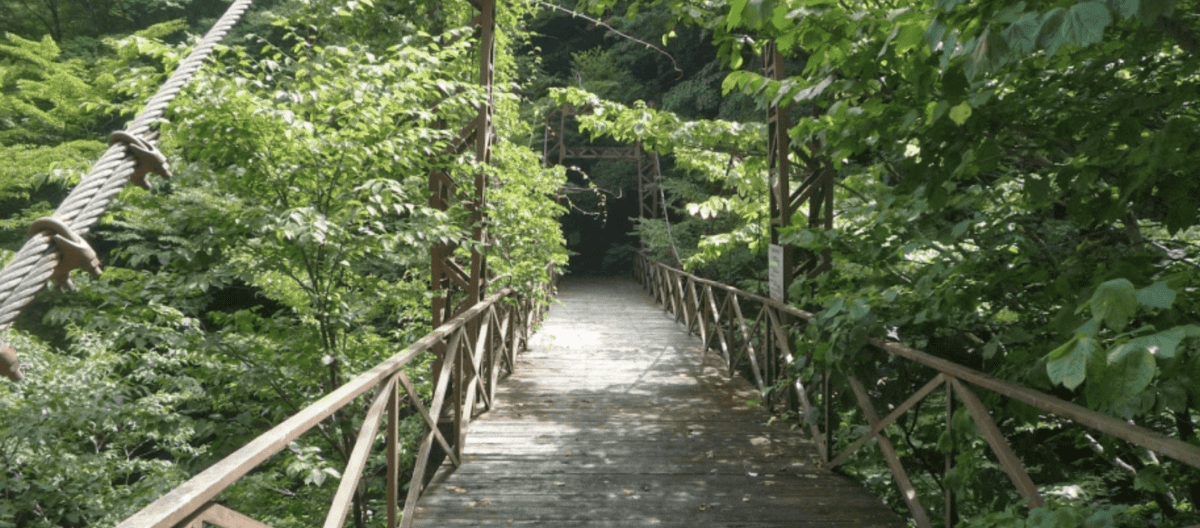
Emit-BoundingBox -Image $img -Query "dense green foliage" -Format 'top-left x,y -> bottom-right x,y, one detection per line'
556,0 -> 1200,525
3,0 -> 1199,526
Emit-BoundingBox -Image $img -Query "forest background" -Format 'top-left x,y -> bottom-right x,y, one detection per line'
1,0 -> 1199,527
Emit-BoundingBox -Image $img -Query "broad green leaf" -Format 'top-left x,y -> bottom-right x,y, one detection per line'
726,0 -> 747,28
742,0 -> 775,29
1037,8 -> 1068,55
1047,334 -> 1096,389
849,298 -> 870,319
983,339 -> 1000,359
951,219 -> 970,237
924,18 -> 947,51
949,102 -> 972,125
994,2 -> 1027,24
1110,324 -> 1200,361
1135,281 -> 1175,308
1002,12 -> 1043,54
926,100 -> 949,123
1061,1 -> 1112,47
1089,278 -> 1137,331
1092,347 -> 1156,405
894,22 -> 927,54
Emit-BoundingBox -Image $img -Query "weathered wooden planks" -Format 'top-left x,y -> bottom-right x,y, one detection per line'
412,278 -> 905,527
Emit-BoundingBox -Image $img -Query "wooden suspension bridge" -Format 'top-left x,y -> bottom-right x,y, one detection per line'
0,0 -> 1198,526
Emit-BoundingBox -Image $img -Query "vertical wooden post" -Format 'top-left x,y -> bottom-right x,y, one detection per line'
765,41 -> 795,412
430,0 -> 494,393
945,378 -> 957,528
452,336 -> 465,462
765,41 -> 794,294
637,143 -> 660,220
386,377 -> 400,528
822,368 -> 832,464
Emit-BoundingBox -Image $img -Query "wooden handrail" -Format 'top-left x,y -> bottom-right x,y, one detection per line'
635,253 -> 1200,526
114,282 -> 553,528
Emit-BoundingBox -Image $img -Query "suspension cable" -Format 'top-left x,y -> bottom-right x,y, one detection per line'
0,0 -> 255,380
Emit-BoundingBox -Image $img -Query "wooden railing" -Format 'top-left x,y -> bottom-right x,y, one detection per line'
635,253 -> 1200,527
114,280 -> 553,528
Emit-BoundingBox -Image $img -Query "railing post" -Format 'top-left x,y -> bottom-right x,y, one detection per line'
453,333 -> 465,462
822,367 -> 832,464
945,377 -> 956,528
387,376 -> 400,528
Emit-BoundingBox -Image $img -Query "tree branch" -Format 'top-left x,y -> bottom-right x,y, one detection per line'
533,0 -> 683,78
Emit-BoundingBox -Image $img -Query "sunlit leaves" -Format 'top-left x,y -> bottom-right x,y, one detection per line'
948,101 -> 972,125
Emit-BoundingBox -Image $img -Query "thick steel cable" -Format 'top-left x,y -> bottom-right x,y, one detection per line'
0,0 -> 254,333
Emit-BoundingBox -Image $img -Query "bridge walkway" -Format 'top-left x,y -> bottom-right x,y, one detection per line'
412,277 -> 905,527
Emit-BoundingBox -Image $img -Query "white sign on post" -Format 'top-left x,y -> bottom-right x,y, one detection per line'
768,244 -> 785,302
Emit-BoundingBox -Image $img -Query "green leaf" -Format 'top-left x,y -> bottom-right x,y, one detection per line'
924,18 -> 947,51
894,22 -> 926,54
951,220 -> 970,237
1047,334 -> 1096,389
1135,281 -> 1175,308
926,100 -> 949,123
726,0 -> 747,28
1089,278 -> 1137,331
742,0 -> 776,29
994,2 -> 1027,24
1103,348 -> 1156,400
1002,12 -> 1043,55
1110,324 -> 1200,361
791,76 -> 833,104
949,102 -> 972,125
1037,8 -> 1068,56
849,298 -> 870,319
1061,1 -> 1113,47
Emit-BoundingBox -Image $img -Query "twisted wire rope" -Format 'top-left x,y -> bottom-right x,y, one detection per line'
0,0 -> 254,333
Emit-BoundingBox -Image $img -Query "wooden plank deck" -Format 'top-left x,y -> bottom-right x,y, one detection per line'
412,277 -> 905,527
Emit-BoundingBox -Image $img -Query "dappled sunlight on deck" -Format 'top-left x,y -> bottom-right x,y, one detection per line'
412,278 -> 904,527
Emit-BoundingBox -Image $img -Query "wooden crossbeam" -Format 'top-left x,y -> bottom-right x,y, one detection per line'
325,377 -> 398,528
181,503 -> 276,528
847,375 -> 933,528
830,374 -> 947,468
951,378 -> 1043,508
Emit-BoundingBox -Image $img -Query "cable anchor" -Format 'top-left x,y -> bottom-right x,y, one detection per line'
109,131 -> 172,190
27,217 -> 102,289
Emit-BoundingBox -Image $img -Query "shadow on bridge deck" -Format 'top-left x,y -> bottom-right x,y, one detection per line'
413,277 -> 905,527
